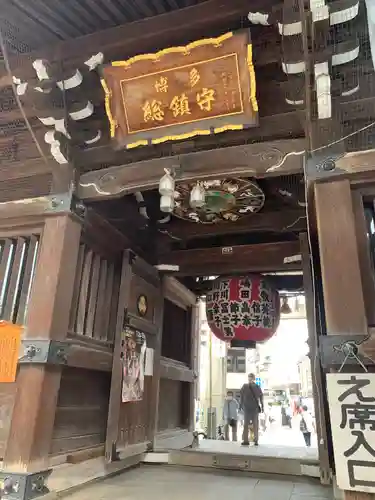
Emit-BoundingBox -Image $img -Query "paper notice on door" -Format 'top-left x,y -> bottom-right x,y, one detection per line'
0,321 -> 22,383
145,348 -> 154,376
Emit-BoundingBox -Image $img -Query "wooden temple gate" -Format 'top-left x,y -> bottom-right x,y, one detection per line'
1,0 -> 375,499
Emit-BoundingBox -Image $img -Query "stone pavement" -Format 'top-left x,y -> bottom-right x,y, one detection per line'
64,465 -> 333,500
197,438 -> 319,462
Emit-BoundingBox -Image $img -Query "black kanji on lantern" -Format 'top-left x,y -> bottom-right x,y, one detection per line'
231,313 -> 241,326
261,302 -> 270,315
230,301 -> 241,313
220,302 -> 229,314
214,315 -> 221,327
262,315 -> 272,328
242,314 -> 251,327
260,290 -> 270,302
240,277 -> 252,289
240,289 -> 250,299
213,303 -> 220,315
251,315 -> 261,327
221,290 -> 229,300
220,280 -> 229,290
241,302 -> 250,314
212,281 -> 220,291
251,301 -> 261,314
223,326 -> 235,338
222,315 -> 231,326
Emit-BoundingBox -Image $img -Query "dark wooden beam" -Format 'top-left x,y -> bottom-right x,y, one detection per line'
158,240 -> 302,276
75,90 -> 375,177
4,88 -> 375,177
159,357 -> 194,383
81,207 -> 133,259
192,273 -> 304,294
163,208 -> 307,241
78,138 -> 306,201
76,110 -> 304,171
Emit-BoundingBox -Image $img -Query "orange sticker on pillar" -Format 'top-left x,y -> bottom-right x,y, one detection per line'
0,321 -> 22,383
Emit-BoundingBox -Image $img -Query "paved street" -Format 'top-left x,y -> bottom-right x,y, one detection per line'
222,420 -> 318,449
258,422 -> 318,448
65,466 -> 332,500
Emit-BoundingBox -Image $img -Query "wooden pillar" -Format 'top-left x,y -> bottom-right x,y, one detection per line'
314,179 -> 371,500
315,179 -> 367,334
147,288 -> 164,448
3,215 -> 82,473
189,302 -> 199,433
300,233 -> 331,484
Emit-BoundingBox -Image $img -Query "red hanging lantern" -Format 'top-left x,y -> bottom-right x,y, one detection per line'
205,275 -> 280,346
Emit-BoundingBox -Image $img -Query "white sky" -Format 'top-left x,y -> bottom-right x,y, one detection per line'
259,318 -> 309,384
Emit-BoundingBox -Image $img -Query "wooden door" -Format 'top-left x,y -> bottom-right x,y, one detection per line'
105,250 -> 163,462
155,277 -> 198,449
300,233 -> 331,484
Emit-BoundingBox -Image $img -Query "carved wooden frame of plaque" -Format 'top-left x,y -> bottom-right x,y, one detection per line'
101,30 -> 258,149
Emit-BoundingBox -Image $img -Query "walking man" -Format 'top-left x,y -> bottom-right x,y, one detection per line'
223,391 -> 239,441
299,405 -> 315,447
240,373 -> 264,446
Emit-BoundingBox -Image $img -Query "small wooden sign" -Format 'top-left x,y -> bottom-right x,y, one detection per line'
0,321 -> 22,383
102,30 -> 258,149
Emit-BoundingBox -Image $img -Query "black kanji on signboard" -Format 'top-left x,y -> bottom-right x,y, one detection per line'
348,460 -> 375,488
338,375 -> 375,403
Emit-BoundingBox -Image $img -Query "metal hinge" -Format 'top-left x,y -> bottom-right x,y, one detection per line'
18,340 -> 70,365
44,192 -> 86,219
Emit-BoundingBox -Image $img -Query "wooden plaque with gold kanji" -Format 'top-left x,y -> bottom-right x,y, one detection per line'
101,30 -> 258,149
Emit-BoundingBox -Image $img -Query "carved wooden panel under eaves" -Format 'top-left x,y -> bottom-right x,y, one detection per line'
0,174 -> 52,203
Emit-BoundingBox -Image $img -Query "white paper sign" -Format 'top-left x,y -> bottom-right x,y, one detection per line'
327,373 -> 375,493
145,347 -> 154,376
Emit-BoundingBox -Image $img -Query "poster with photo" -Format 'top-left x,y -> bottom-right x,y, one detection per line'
121,326 -> 147,403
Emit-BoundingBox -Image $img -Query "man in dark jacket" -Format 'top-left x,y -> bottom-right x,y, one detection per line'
240,373 -> 264,446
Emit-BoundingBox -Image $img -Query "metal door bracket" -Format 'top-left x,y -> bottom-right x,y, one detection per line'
0,469 -> 51,500
18,340 -> 70,365
305,151 -> 345,182
320,334 -> 374,371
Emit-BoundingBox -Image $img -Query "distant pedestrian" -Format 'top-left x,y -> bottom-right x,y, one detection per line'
284,403 -> 292,428
240,373 -> 264,446
223,391 -> 239,441
299,405 -> 315,447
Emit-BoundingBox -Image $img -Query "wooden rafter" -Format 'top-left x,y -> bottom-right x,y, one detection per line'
157,240 -> 302,275
192,273 -> 304,293
161,208 -> 307,240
